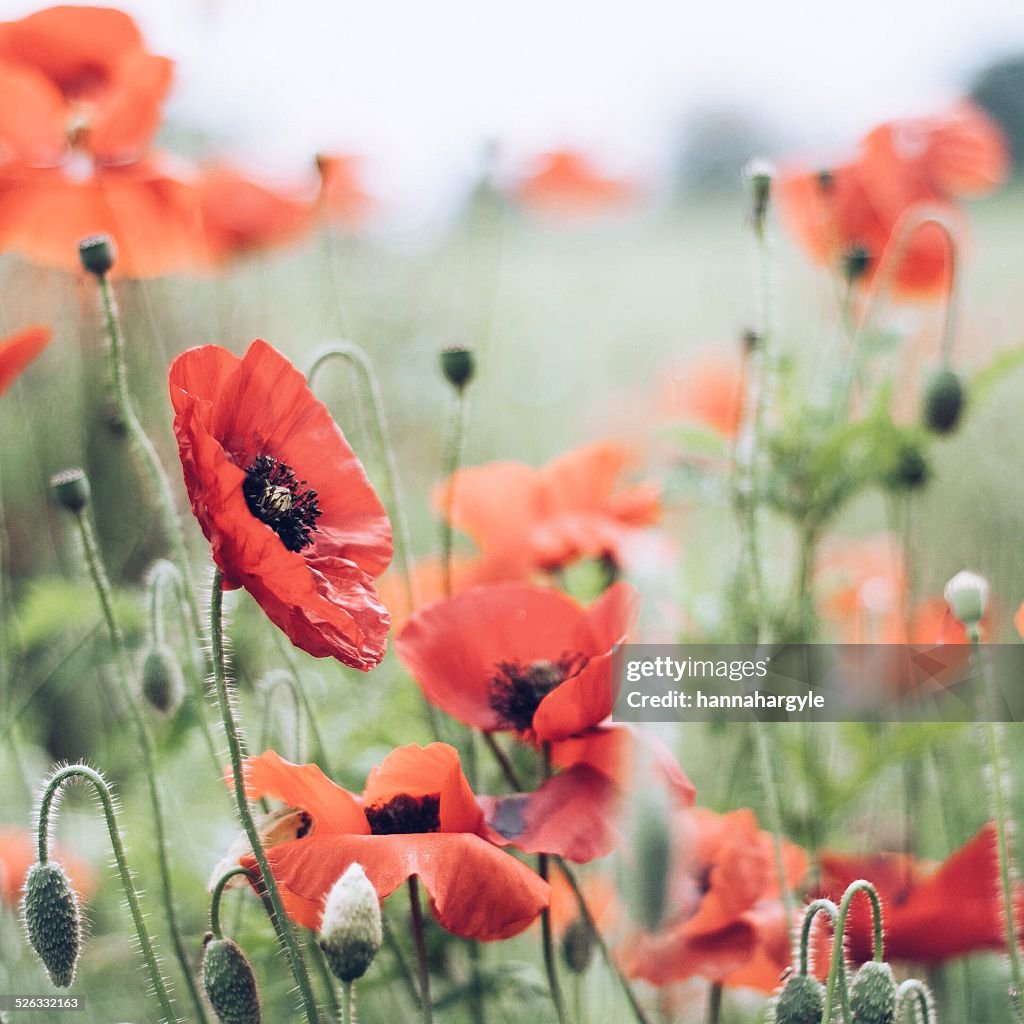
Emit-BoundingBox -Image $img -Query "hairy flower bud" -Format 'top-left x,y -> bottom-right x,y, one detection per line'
49,468 -> 90,513
561,917 -> 595,974
140,645 -> 184,716
850,961 -> 897,1024
202,935 -> 261,1024
22,861 -> 82,988
922,368 -> 966,434
773,973 -> 824,1024
319,863 -> 382,983
944,570 -> 989,627
441,347 -> 475,392
78,234 -> 116,277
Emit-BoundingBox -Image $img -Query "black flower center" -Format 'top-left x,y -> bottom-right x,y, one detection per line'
365,794 -> 441,835
243,454 -> 322,552
488,654 -> 589,731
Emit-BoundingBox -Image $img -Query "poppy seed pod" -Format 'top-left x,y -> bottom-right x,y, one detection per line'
319,863 -> 382,983
78,234 -> 117,277
944,570 -> 989,627
773,973 -> 824,1024
140,645 -> 184,715
49,468 -> 90,513
882,441 -> 929,492
849,961 -> 897,1024
22,861 -> 82,988
922,368 -> 966,434
441,346 -> 475,392
843,244 -> 872,284
202,935 -> 261,1024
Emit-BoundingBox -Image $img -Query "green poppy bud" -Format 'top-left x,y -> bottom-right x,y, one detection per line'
440,346 -> 475,392
882,441 -> 929,492
78,234 -> 116,277
773,973 -> 824,1024
561,917 -> 595,974
22,862 -> 82,988
944,570 -> 989,627
850,961 -> 897,1024
922,368 -> 966,434
319,863 -> 382,983
843,244 -> 871,284
140,645 -> 184,716
49,468 -> 90,513
202,935 -> 261,1024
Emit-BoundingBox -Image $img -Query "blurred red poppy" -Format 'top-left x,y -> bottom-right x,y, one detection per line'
620,807 -> 807,992
438,442 -> 661,577
316,153 -> 374,230
777,104 -> 1008,300
515,149 -> 636,220
0,825 -> 95,906
396,579 -> 637,741
233,744 -> 550,940
169,340 -> 393,668
198,163 -> 317,265
0,324 -> 50,396
661,354 -> 744,438
817,824 -> 1023,963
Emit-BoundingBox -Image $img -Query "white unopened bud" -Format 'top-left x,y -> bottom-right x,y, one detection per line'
944,570 -> 989,627
319,863 -> 382,983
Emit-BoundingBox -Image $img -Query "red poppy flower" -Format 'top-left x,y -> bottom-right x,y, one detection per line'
316,153 -> 374,230
169,340 -> 392,668
232,744 -> 550,941
0,5 -> 173,166
438,442 -> 661,577
199,163 -> 317,265
0,325 -> 50,396
515,149 -> 636,220
661,353 -> 744,438
817,824 -> 1024,964
620,807 -> 807,993
777,105 -> 1008,300
397,580 -> 637,741
0,825 -> 95,906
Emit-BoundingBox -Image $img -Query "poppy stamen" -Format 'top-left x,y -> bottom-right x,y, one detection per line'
243,454 -> 322,552
365,794 -> 441,835
488,654 -> 589,731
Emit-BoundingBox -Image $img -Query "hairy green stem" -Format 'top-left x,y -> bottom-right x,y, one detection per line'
341,981 -> 353,1024
799,899 -> 838,976
37,764 -> 178,1023
209,568 -> 321,1024
822,880 -> 885,1024
407,876 -> 434,1024
209,866 -> 259,940
539,745 -> 570,1024
258,670 -> 306,763
896,979 -> 936,1024
73,510 -> 208,1024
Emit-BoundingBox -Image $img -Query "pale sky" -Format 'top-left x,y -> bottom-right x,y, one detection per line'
2,0 -> 1022,216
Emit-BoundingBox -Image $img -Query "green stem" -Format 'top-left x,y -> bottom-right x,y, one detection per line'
73,510 -> 208,1024
705,982 -> 723,1024
822,880 -> 885,1024
407,876 -> 434,1024
971,625 -> 1024,1022
209,866 -> 259,940
270,636 -> 333,774
37,765 -> 178,1024
896,979 -> 936,1024
754,724 -> 794,921
383,912 -> 424,1011
96,273 -> 204,649
341,981 -> 353,1024
441,389 -> 469,599
539,744 -> 570,1024
799,899 -> 838,976
258,670 -> 306,763
209,568 -> 321,1024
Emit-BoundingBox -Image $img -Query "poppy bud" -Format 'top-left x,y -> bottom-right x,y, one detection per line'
78,234 -> 116,277
627,796 -> 672,932
816,168 -> 834,193
882,440 -> 929,492
319,863 -> 382,983
773,973 -> 824,1024
944,570 -> 989,628
49,468 -> 90,513
742,328 -> 761,353
922,368 -> 966,434
842,245 -> 871,285
140,645 -> 184,716
441,347 -> 475,392
21,861 -> 82,988
745,158 -> 774,234
561,917 -> 594,974
849,961 -> 897,1024
202,934 -> 262,1024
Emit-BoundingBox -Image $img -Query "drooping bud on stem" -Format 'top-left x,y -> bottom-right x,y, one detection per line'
561,917 -> 595,974
922,368 -> 966,434
440,346 -> 476,393
21,862 -> 82,988
49,468 -> 90,513
319,863 -> 382,984
202,933 -> 262,1024
140,645 -> 184,715
773,973 -> 825,1024
850,961 -> 898,1024
78,233 -> 116,277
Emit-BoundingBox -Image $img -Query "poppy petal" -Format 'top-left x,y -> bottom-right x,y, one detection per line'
0,325 -> 50,396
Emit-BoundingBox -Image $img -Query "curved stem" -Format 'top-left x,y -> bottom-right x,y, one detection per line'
822,880 -> 884,1024
258,670 -> 306,763
896,979 -> 936,1024
209,866 -> 260,940
96,273 -> 204,648
269,636 -> 333,774
970,626 -> 1024,1022
407,876 -> 434,1024
798,899 -> 838,976
37,765 -> 178,1023
209,568 -> 321,1024
72,509 -> 208,1024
